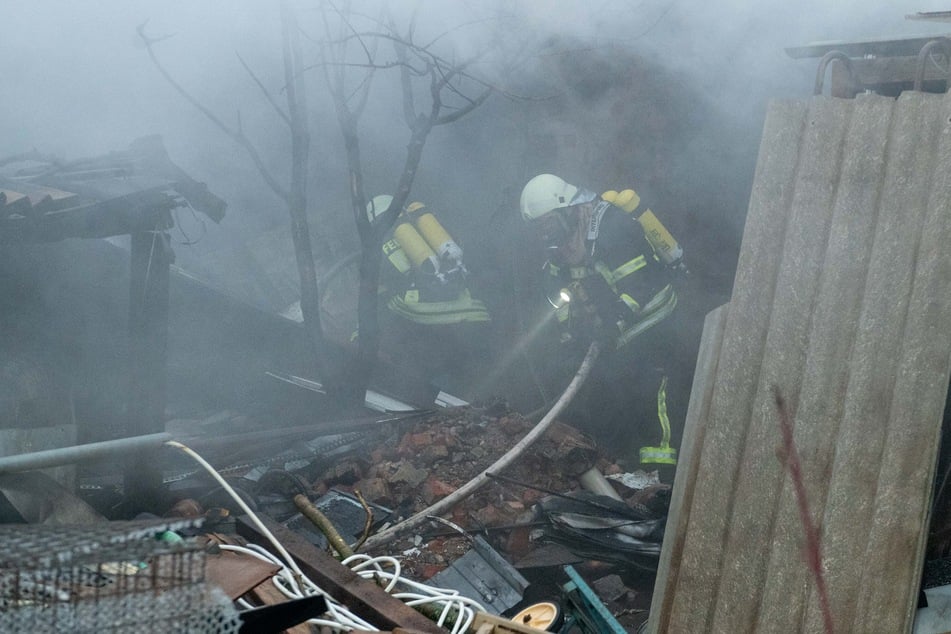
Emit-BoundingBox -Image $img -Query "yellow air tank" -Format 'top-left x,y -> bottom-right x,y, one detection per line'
638,209 -> 683,265
393,222 -> 440,274
607,186 -> 682,264
614,189 -> 641,213
415,212 -> 463,264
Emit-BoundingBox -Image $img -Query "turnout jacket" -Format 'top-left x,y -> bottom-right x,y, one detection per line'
378,227 -> 489,326
546,200 -> 678,349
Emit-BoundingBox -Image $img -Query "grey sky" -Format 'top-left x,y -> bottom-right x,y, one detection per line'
3,0 -> 950,254
5,1 -> 949,157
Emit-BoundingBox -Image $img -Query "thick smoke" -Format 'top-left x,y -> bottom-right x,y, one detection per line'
3,0 -> 950,423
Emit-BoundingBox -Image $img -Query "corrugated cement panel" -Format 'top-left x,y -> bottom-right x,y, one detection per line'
649,91 -> 951,633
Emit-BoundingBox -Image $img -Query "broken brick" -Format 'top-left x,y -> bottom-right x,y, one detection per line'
353,477 -> 392,506
505,526 -> 533,561
409,431 -> 433,447
322,460 -> 363,485
420,563 -> 445,580
470,504 -> 501,527
521,488 -> 544,505
388,461 -> 429,488
422,477 -> 456,503
421,443 -> 450,461
499,416 -> 530,435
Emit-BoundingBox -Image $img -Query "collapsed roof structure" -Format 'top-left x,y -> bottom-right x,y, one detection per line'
0,136 -> 226,504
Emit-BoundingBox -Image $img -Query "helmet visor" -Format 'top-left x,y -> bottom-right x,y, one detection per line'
569,188 -> 597,206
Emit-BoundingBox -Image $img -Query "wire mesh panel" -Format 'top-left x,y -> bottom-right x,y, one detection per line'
0,519 -> 241,633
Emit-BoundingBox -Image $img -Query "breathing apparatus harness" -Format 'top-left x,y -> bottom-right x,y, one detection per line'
382,203 -> 489,324
548,188 -> 682,349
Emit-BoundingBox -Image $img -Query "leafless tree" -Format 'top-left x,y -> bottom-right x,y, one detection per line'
138,2 -> 334,383
316,2 -> 494,400
140,1 -> 514,405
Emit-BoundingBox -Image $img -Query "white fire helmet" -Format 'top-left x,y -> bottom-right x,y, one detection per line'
519,174 -> 596,221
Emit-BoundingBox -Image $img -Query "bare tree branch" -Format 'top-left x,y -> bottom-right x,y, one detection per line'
237,52 -> 292,127
327,0 -> 373,64
301,58 -> 389,71
329,0 -> 381,118
390,17 -> 418,129
436,87 -> 492,125
140,8 -> 334,385
137,21 -> 289,203
272,1 -> 338,388
317,1 -> 497,404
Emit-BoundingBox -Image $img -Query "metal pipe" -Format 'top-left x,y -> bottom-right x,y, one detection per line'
915,38 -> 951,92
814,50 -> 855,96
0,432 -> 173,474
578,466 -> 624,501
0,409 -> 427,475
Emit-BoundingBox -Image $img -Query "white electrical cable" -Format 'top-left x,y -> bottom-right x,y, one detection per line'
218,543 -> 372,630
167,440 -> 376,630
167,439 -> 486,632
343,553 -> 485,634
164,441 -> 303,577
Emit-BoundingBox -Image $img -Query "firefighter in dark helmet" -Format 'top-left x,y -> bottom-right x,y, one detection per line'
519,173 -> 687,476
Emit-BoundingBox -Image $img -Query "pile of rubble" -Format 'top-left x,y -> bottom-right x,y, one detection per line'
296,403 -> 671,630
0,402 -> 670,632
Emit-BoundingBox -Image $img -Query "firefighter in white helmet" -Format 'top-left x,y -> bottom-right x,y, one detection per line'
520,173 -> 686,473
365,195 -> 490,395
366,195 -> 489,325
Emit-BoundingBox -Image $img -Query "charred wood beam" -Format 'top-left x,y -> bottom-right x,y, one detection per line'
235,514 -> 446,633
0,189 -> 178,244
125,229 -> 172,512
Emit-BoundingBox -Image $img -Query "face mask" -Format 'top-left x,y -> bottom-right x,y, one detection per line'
535,209 -> 572,249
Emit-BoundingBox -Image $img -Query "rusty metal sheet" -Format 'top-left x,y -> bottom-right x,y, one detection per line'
649,91 -> 951,633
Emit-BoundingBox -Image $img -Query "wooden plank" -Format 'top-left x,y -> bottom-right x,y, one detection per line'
206,549 -> 281,600
650,91 -> 951,632
663,98 -> 809,633
649,304 -> 727,633
710,96 -> 853,633
236,515 -> 447,633
761,93 -> 895,631
0,189 -> 175,244
849,89 -> 951,632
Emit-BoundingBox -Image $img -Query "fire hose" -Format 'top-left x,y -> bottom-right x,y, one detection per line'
361,340 -> 600,551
